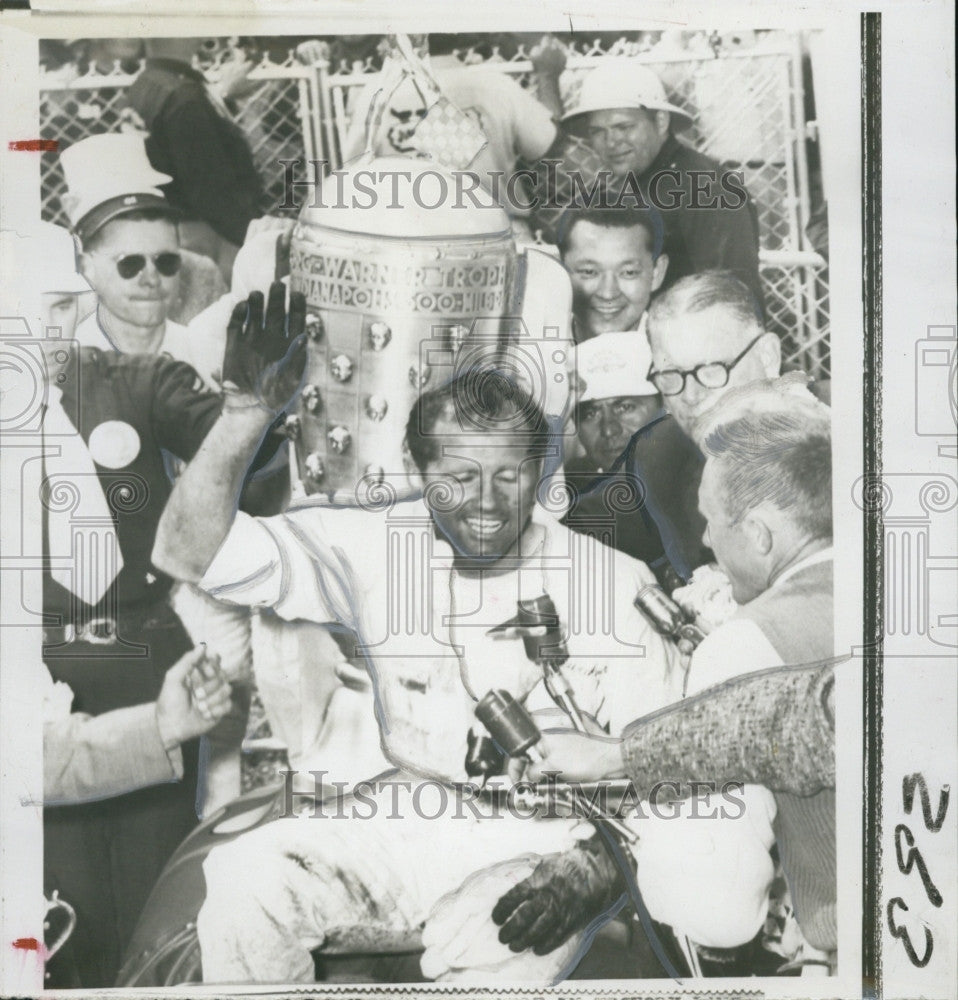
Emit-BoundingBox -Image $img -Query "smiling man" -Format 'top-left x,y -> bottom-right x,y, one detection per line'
550,62 -> 763,308
558,206 -> 668,342
151,291 -> 681,983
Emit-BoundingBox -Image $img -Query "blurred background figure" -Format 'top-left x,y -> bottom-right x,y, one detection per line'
122,37 -> 263,279
540,58 -> 763,309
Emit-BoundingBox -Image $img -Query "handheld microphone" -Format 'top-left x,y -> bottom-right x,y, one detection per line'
486,594 -> 588,731
475,689 -> 543,759
474,689 -> 636,843
634,584 -> 707,648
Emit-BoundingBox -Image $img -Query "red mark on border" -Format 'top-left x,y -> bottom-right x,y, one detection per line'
12,937 -> 41,951
8,140 -> 59,152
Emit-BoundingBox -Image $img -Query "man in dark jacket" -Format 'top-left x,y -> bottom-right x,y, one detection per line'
123,38 -> 263,278
551,61 -> 763,309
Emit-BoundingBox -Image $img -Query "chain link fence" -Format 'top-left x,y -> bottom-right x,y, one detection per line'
39,31 -> 828,378
318,32 -> 829,378
39,51 -> 312,227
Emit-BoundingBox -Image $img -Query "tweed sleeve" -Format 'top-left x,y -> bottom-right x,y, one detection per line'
620,658 -> 838,798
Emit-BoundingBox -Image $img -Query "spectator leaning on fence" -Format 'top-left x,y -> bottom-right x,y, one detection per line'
122,36 -> 263,280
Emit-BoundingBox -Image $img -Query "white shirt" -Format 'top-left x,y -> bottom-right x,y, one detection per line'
199,500 -> 681,782
686,548 -> 834,695
342,56 -> 556,217
75,307 -> 226,389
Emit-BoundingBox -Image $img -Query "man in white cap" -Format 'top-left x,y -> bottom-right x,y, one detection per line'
562,330 -> 678,587
60,132 -> 227,387
542,59 -> 763,307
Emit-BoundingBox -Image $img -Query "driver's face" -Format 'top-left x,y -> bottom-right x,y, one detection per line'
422,414 -> 543,566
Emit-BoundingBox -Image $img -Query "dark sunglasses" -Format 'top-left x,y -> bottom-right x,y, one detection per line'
89,251 -> 182,280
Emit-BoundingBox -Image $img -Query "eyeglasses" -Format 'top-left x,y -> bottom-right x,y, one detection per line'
648,333 -> 768,397
88,251 -> 182,280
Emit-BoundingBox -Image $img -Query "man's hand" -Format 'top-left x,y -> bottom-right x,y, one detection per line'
529,35 -> 567,78
156,647 -> 233,750
491,841 -> 620,955
221,281 -> 308,416
526,729 -> 625,783
212,52 -> 256,101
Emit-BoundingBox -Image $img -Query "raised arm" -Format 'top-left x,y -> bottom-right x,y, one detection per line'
153,282 -> 306,583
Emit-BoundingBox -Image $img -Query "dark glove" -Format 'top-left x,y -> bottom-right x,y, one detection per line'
491,837 -> 621,955
222,281 -> 307,414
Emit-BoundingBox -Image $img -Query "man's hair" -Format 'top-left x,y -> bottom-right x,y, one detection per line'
557,206 -> 664,261
703,399 -> 832,542
81,209 -> 178,252
647,269 -> 763,331
405,366 -> 551,471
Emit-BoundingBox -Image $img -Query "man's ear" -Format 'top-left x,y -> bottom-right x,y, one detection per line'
743,513 -> 773,556
758,331 -> 782,377
77,249 -> 95,284
653,110 -> 671,138
401,441 -> 426,493
651,252 -> 669,292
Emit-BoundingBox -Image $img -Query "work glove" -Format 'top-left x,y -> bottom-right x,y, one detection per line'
221,281 -> 307,416
491,837 -> 622,955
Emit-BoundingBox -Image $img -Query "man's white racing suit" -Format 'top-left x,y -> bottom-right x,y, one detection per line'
194,498 -> 681,982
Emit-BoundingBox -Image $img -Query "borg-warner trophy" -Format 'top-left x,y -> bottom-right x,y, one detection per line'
287,156 -> 574,501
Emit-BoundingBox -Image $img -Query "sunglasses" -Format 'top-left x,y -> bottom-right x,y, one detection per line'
88,251 -> 182,280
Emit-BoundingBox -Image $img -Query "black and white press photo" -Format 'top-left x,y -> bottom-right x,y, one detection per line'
0,5 -> 954,999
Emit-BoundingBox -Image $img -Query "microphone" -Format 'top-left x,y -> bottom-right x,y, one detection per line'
486,594 -> 587,732
475,689 -> 543,759
634,584 -> 707,648
474,689 -> 636,843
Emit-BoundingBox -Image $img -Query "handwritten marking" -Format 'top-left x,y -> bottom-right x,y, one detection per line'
887,772 -> 951,968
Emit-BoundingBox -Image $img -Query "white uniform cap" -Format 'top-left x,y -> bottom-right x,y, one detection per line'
562,63 -> 693,130
0,222 -> 89,298
575,330 -> 657,402
59,133 -> 175,241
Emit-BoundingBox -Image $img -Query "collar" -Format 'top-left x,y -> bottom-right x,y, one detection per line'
643,132 -> 684,178
771,545 -> 833,590
145,57 -> 207,84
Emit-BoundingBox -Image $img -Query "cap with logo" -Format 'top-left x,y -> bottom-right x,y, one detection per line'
59,132 -> 179,243
575,330 -> 658,403
561,63 -> 693,131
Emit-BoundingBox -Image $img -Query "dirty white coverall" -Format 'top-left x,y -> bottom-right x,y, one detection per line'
193,498 -> 681,982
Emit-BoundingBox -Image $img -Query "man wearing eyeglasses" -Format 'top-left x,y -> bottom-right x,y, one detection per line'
60,133 -> 227,389
624,270 -> 792,580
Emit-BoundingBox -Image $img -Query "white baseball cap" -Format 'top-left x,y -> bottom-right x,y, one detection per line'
575,330 -> 658,402
562,63 -> 693,130
59,133 -> 177,242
